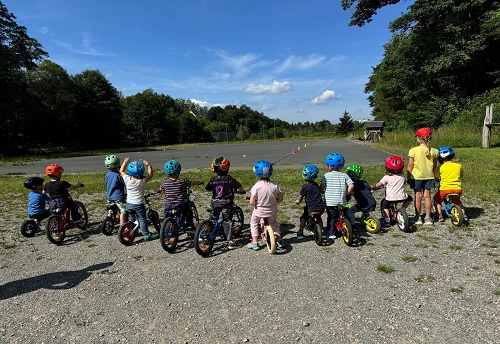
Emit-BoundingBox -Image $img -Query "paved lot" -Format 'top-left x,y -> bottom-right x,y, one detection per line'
0,139 -> 391,175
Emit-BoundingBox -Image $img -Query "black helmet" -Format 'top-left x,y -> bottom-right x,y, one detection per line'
24,177 -> 44,190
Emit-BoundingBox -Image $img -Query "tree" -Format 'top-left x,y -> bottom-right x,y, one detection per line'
336,110 -> 355,135
341,0 -> 402,27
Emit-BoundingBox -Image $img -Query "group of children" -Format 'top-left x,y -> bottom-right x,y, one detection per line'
25,127 -> 466,248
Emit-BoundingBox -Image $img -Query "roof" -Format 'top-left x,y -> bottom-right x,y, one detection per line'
363,121 -> 385,129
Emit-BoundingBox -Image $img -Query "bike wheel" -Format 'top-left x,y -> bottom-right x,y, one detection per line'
450,204 -> 464,227
231,207 -> 244,238
100,217 -> 116,236
341,219 -> 354,246
265,225 -> 276,254
75,201 -> 88,230
313,223 -> 323,246
396,208 -> 410,232
46,215 -> 65,245
191,203 -> 200,228
194,220 -> 216,257
21,220 -> 38,237
365,216 -> 381,234
147,210 -> 161,232
118,222 -> 136,246
160,218 -> 178,253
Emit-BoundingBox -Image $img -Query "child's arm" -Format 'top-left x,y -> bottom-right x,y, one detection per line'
276,191 -> 283,204
406,157 -> 414,180
120,157 -> 130,177
249,193 -> 255,206
143,160 -> 153,182
295,194 -> 303,205
190,180 -> 204,187
68,182 -> 83,190
432,157 -> 438,179
346,183 -> 354,197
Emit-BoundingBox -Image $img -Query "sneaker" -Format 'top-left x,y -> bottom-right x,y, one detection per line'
438,215 -> 444,222
246,243 -> 260,251
296,230 -> 304,240
143,233 -> 159,241
463,215 -> 469,222
227,241 -> 240,249
328,230 -> 335,239
382,221 -> 391,228
413,216 -> 423,225
424,217 -> 433,225
277,240 -> 285,248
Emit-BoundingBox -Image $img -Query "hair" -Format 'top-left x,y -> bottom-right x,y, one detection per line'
417,136 -> 432,157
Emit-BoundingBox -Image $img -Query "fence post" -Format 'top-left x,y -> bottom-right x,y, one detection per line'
482,104 -> 494,149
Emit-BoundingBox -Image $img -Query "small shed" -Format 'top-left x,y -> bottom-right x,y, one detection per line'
363,121 -> 385,143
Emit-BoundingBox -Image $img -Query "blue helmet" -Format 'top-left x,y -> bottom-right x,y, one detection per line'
127,161 -> 145,177
302,164 -> 319,180
164,160 -> 181,175
438,146 -> 455,159
253,160 -> 273,179
325,152 -> 345,169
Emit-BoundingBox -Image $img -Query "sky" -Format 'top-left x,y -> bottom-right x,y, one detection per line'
3,0 -> 413,124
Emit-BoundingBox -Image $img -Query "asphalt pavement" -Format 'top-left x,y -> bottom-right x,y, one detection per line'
0,139 -> 391,175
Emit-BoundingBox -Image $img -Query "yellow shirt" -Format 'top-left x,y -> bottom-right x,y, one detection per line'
439,161 -> 463,190
408,145 -> 438,180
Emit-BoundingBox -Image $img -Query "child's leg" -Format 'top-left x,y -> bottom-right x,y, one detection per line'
414,188 -> 423,218
249,213 -> 261,244
326,206 -> 335,232
268,214 -> 281,240
67,199 -> 81,221
129,203 -> 149,236
423,188 -> 433,218
347,204 -> 359,226
433,192 -> 443,217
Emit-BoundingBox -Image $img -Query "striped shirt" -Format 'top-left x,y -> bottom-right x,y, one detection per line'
320,171 -> 353,207
161,177 -> 191,204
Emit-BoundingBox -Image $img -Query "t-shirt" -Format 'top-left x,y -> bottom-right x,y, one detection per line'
105,171 -> 125,201
320,171 -> 353,207
352,180 -> 376,211
43,180 -> 71,199
28,191 -> 50,216
205,175 -> 241,200
161,177 -> 191,204
439,162 -> 463,191
299,181 -> 324,212
250,180 -> 281,217
408,145 -> 438,180
123,175 -> 146,205
379,173 -> 408,201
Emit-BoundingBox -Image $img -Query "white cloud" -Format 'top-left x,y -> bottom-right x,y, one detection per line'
276,54 -> 326,73
310,90 -> 339,105
243,80 -> 292,94
190,99 -> 210,108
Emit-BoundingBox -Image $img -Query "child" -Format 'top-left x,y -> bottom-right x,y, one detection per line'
160,159 -> 203,232
24,176 -> 50,223
433,146 -> 468,222
104,155 -> 127,226
374,156 -> 413,227
345,164 -> 376,228
407,128 -> 439,225
294,164 -> 324,239
43,164 -> 83,221
205,157 -> 245,249
248,160 -> 284,250
320,153 -> 354,239
120,157 -> 157,241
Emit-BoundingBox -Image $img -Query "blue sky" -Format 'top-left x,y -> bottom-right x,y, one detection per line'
4,0 -> 412,124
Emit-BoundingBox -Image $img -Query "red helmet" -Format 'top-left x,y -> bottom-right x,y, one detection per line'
415,127 -> 432,137
385,156 -> 404,173
45,164 -> 64,178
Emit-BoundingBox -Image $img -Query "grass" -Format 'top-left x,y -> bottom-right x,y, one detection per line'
415,274 -> 435,282
402,255 -> 419,262
377,264 -> 395,273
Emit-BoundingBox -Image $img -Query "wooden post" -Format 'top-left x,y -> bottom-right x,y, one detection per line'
482,104 -> 494,149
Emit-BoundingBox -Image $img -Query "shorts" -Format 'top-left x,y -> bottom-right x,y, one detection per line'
382,195 -> 413,210
108,200 -> 126,215
409,179 -> 435,190
300,206 -> 324,221
433,190 -> 462,204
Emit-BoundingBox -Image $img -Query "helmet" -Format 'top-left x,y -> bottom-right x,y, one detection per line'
164,160 -> 181,175
385,155 -> 405,173
211,157 -> 230,174
127,161 -> 145,177
253,160 -> 273,179
45,164 -> 64,178
104,155 -> 120,170
438,146 -> 455,159
346,164 -> 363,180
302,164 -> 319,180
415,127 -> 432,137
325,153 -> 345,169
24,176 -> 44,190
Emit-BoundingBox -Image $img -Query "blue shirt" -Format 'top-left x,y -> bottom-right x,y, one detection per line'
105,171 -> 126,201
28,191 -> 50,216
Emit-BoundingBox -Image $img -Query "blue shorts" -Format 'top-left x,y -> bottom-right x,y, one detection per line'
409,179 -> 435,190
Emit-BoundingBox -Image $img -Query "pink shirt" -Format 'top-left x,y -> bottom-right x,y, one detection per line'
250,180 -> 281,217
379,174 -> 408,201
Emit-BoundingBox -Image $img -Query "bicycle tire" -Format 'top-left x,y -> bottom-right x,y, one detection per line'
190,203 -> 199,228
365,216 -> 381,234
148,210 -> 161,232
21,219 -> 38,237
231,207 -> 244,238
341,218 -> 354,246
313,223 -> 323,246
100,217 -> 116,236
194,220 -> 216,257
160,218 -> 178,253
450,204 -> 464,227
118,222 -> 136,246
265,225 -> 276,254
396,208 -> 410,232
46,215 -> 65,245
75,201 -> 88,230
